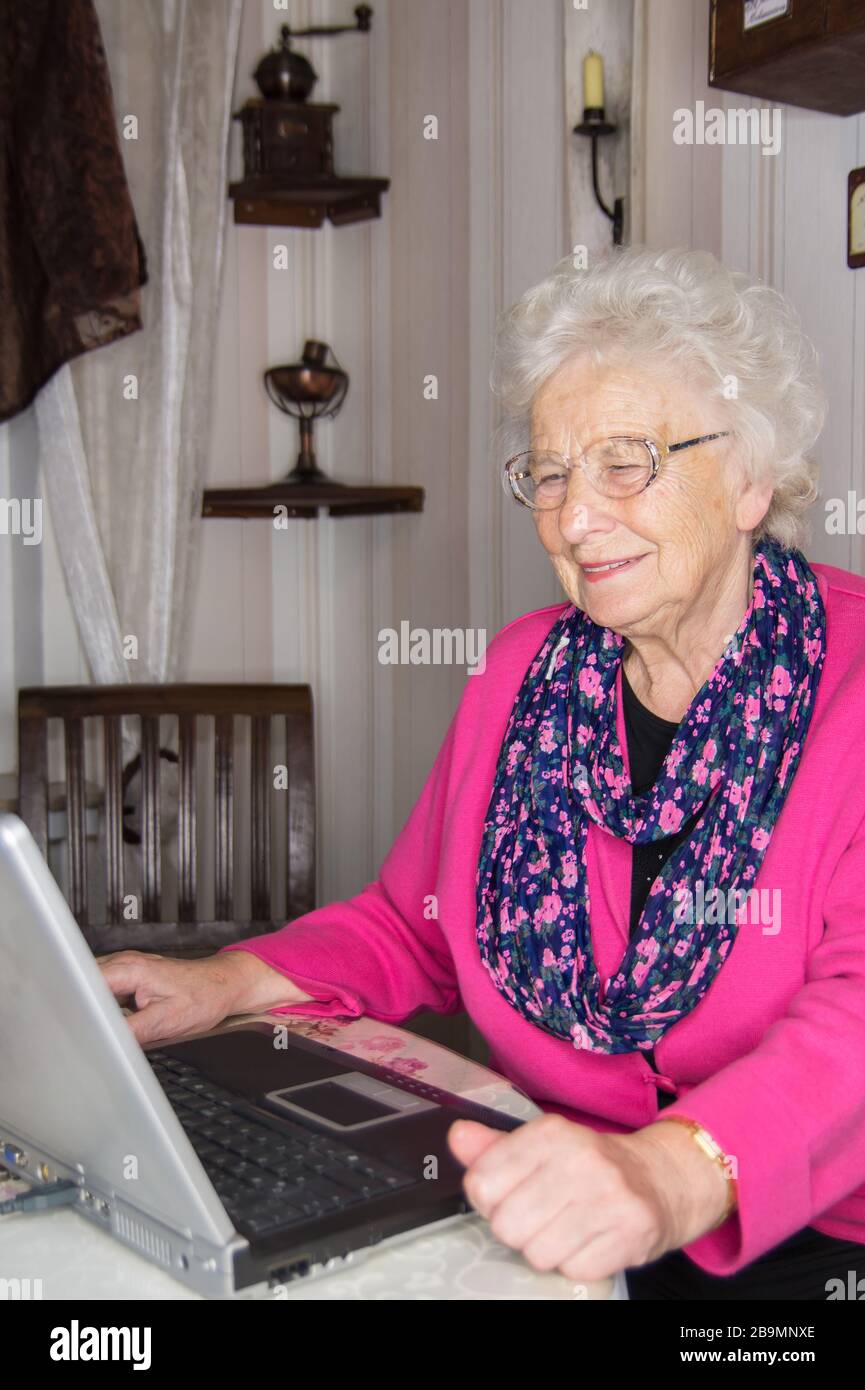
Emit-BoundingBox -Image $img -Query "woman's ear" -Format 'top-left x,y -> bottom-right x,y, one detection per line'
726,443 -> 773,535
735,478 -> 774,535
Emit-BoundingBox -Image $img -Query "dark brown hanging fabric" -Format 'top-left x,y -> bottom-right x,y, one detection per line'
0,0 -> 148,423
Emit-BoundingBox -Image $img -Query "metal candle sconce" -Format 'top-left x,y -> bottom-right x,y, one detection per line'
573,50 -> 624,245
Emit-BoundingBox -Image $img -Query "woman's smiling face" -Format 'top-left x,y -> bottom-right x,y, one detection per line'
529,351 -> 771,639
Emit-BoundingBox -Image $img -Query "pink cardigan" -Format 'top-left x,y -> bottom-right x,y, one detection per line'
222,559 -> 865,1276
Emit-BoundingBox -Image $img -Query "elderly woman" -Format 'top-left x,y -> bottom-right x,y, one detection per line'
101,246 -> 865,1300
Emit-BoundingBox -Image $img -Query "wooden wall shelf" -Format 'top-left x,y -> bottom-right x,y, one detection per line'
228,174 -> 391,228
202,481 -> 424,519
228,98 -> 390,227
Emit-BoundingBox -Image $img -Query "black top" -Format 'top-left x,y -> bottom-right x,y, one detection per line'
621,664 -> 701,1108
619,663 -> 865,1296
622,668 -> 701,939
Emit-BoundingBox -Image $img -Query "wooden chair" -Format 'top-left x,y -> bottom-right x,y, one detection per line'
17,685 -> 315,956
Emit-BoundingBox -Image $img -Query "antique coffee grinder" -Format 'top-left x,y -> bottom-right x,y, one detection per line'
228,5 -> 390,227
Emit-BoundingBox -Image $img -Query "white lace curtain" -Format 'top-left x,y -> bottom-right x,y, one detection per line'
35,0 -> 243,687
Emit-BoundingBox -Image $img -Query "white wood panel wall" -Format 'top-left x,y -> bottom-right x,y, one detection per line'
728,105 -> 865,576
493,1 -> 569,630
225,0 -> 571,912
636,1 -> 865,579
632,0 -> 723,254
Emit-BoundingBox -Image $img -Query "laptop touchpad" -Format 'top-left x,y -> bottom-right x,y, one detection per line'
161,1025 -> 350,1097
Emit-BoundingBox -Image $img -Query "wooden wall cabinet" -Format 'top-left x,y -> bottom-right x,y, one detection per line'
709,0 -> 865,116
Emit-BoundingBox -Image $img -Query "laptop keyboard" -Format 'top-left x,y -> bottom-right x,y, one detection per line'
148,1051 -> 417,1237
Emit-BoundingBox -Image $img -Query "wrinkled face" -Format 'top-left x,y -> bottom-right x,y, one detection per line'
529,352 -> 769,636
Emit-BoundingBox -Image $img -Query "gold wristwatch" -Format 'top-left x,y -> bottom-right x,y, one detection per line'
662,1114 -> 738,1230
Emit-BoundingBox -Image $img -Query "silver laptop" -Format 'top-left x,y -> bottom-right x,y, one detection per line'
0,813 -> 523,1298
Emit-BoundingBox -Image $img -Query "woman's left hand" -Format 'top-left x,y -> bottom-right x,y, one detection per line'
447,1113 -> 730,1284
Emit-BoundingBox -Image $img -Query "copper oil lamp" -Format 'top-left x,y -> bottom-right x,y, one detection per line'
264,340 -> 349,486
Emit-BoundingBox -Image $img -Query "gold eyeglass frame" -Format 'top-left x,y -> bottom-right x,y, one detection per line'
503,431 -> 732,510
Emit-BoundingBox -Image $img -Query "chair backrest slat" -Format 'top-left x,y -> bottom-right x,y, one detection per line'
214,713 -> 234,921
286,708 -> 315,919
103,716 -> 124,923
140,715 -> 162,920
177,713 -> 197,923
18,712 -> 48,857
250,714 -> 271,922
63,717 -> 88,925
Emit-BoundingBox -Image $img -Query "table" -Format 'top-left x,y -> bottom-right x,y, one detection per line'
0,1011 -> 626,1301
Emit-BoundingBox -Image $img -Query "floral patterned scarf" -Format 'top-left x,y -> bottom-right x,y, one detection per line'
475,541 -> 826,1054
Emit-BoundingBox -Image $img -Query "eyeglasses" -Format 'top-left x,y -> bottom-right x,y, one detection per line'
503,431 -> 732,510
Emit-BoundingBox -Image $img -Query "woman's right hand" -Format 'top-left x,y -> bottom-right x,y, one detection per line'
97,949 -> 312,1046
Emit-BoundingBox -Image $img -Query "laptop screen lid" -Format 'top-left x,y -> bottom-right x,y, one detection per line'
0,813 -> 233,1248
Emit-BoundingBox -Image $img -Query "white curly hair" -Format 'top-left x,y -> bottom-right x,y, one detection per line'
490,245 -> 826,549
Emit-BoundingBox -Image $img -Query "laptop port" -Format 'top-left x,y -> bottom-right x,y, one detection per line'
268,1257 -> 311,1286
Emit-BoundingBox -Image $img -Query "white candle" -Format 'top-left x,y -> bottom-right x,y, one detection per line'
583,50 -> 604,109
